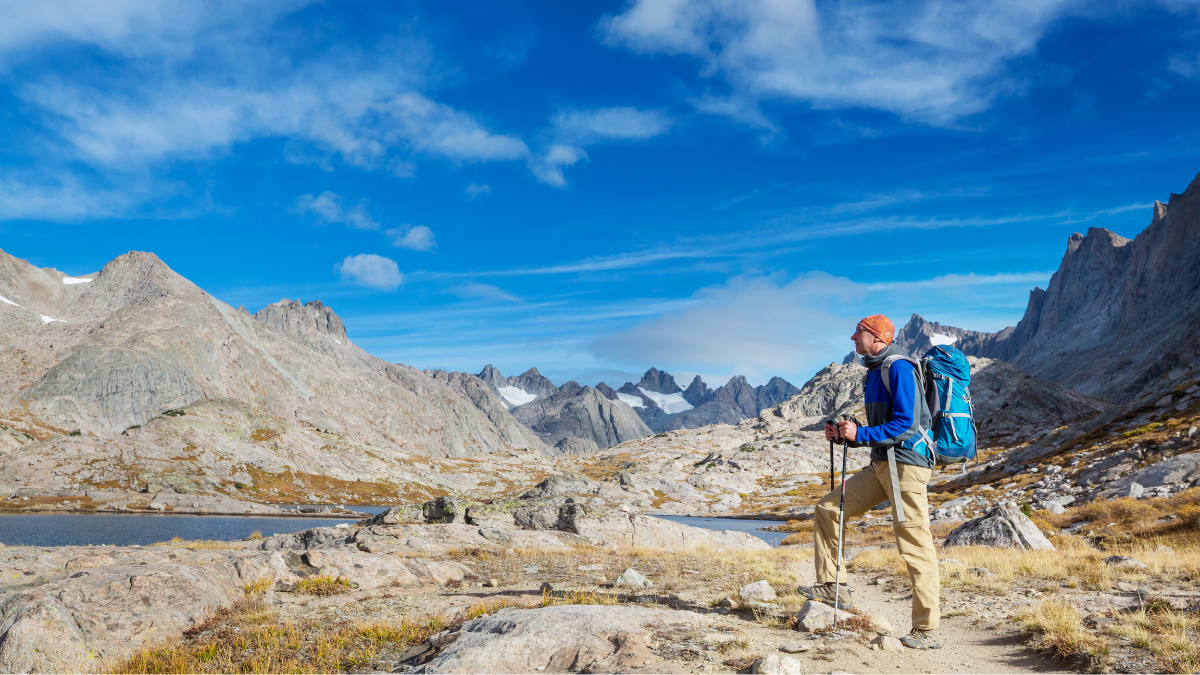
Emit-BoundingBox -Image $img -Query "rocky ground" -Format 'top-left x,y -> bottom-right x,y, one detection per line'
1,486 -> 1196,674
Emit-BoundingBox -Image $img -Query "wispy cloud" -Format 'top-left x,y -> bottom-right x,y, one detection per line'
599,1 -> 1197,126
0,1 -> 548,220
591,269 -> 1047,383
293,192 -> 379,230
386,225 -> 437,251
550,106 -> 673,145
449,282 -> 519,303
335,253 -> 404,291
465,183 -> 491,197
529,144 -> 588,187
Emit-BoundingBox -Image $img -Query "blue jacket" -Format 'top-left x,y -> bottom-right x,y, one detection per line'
857,345 -> 934,469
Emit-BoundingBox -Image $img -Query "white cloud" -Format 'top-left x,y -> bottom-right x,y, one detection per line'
335,253 -> 404,291
551,106 -> 673,145
591,269 -> 1051,383
450,282 -> 519,302
293,191 -> 379,230
465,183 -> 491,197
386,224 -> 437,251
529,144 -> 588,187
0,1 -> 550,220
599,0 -> 1101,124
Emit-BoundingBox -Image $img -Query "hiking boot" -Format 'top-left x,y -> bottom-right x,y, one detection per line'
900,628 -> 941,650
796,582 -> 853,610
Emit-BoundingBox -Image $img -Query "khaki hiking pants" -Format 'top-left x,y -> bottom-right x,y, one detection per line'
814,459 -> 939,630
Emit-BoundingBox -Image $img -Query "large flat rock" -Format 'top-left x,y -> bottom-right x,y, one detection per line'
416,604 -> 709,673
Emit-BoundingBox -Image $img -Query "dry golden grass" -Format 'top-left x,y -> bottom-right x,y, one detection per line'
1018,601 -> 1109,663
1109,604 -> 1200,673
849,538 -> 1200,591
242,578 -> 272,597
295,575 -> 351,596
149,536 -> 236,550
110,597 -> 445,674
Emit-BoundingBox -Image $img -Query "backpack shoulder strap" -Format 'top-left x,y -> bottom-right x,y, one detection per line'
879,355 -> 923,398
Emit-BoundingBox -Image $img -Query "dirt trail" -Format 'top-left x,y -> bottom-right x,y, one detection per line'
782,564 -> 1069,674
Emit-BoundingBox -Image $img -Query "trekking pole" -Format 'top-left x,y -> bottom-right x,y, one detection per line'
826,420 -> 835,489
833,414 -> 850,625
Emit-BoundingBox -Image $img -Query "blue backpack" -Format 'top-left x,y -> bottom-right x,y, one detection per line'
922,345 -> 977,466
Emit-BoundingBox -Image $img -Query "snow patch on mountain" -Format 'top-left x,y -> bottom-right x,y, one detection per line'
40,315 -> 61,324
637,387 -> 693,414
498,386 -> 537,408
62,277 -> 92,285
0,295 -> 17,307
930,332 -> 957,346
616,392 -> 644,409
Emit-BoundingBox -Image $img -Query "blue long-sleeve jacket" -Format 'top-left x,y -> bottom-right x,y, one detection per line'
856,345 -> 934,469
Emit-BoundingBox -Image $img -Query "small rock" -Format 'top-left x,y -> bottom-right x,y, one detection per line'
779,643 -> 811,654
751,654 -> 803,674
702,633 -> 739,644
938,559 -> 964,566
577,563 -> 604,572
523,566 -> 540,574
484,578 -> 499,588
966,567 -> 994,578
796,600 -> 855,633
1189,425 -> 1197,437
1103,555 -> 1148,569
1039,501 -> 1066,515
868,577 -> 886,585
1115,581 -> 1139,592
1128,482 -> 1144,498
739,579 -> 777,602
1046,465 -> 1063,474
539,582 -> 553,593
614,568 -> 652,588
720,597 -> 740,610
864,613 -> 893,634
596,577 -> 607,584
870,635 -> 905,653
274,580 -> 296,592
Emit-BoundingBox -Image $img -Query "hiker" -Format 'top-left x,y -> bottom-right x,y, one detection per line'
797,314 -> 941,650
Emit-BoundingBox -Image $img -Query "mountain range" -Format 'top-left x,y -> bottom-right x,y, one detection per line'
474,364 -> 800,440
0,170 -> 1196,506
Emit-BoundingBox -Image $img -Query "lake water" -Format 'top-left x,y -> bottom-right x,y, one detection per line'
0,512 -> 362,547
653,515 -> 789,547
0,509 -> 787,548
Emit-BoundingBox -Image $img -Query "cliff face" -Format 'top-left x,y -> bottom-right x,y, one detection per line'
981,172 -> 1200,400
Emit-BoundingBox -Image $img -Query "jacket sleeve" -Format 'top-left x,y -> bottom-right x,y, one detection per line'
857,360 -> 917,447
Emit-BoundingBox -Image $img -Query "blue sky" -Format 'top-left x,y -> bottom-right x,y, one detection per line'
2,0 -> 1200,388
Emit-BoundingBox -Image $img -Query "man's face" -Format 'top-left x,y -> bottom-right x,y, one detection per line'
851,326 -> 878,355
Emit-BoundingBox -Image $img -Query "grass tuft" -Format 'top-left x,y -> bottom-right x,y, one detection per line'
294,575 -> 351,596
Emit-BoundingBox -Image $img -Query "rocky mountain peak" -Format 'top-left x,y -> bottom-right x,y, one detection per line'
892,313 -> 997,359
253,298 -> 349,346
637,367 -> 681,394
970,170 -> 1200,400
477,364 -> 506,388
682,375 -> 711,406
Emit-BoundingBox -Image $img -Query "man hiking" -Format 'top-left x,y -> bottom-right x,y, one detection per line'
797,314 -> 941,650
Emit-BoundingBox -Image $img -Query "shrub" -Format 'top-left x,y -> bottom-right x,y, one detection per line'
162,409 -> 186,417
69,429 -> 81,436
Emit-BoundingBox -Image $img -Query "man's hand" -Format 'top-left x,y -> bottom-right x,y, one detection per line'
837,419 -> 858,442
824,421 -> 840,441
